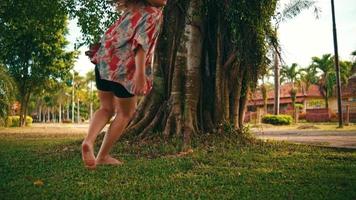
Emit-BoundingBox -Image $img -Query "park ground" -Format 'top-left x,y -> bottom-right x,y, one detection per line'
0,123 -> 356,199
252,122 -> 356,149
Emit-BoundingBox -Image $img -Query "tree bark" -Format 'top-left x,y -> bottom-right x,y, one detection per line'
182,0 -> 203,148
274,50 -> 280,115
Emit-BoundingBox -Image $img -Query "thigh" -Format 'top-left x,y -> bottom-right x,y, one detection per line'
110,82 -> 135,98
114,96 -> 137,117
95,66 -> 111,92
98,90 -> 114,111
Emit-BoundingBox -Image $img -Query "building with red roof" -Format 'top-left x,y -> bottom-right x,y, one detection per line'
246,72 -> 356,122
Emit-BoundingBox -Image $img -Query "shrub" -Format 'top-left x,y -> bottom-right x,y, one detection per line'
5,116 -> 33,127
5,116 -> 13,127
295,103 -> 304,110
25,116 -> 33,126
262,114 -> 292,125
9,116 -> 20,127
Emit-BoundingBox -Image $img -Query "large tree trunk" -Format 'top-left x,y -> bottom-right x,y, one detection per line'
120,0 -> 276,148
181,0 -> 203,148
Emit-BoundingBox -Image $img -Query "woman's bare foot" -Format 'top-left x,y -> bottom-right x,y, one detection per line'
81,141 -> 96,170
96,155 -> 123,166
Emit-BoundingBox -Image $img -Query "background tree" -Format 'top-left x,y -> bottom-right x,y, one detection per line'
66,0 -> 279,149
310,54 -> 334,109
300,65 -> 318,91
0,0 -> 77,126
339,61 -> 352,85
85,70 -> 95,121
259,65 -> 273,114
0,65 -> 16,125
281,63 -> 302,110
65,0 -> 118,46
352,50 -> 356,75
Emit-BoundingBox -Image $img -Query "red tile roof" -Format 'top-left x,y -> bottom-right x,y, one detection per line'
248,75 -> 356,106
251,83 -> 323,100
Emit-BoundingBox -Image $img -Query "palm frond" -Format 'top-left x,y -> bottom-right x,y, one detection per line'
281,0 -> 321,22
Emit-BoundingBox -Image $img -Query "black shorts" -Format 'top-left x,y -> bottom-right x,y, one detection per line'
95,66 -> 135,98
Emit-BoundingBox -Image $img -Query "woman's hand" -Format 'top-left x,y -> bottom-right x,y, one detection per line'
131,71 -> 147,95
85,43 -> 100,58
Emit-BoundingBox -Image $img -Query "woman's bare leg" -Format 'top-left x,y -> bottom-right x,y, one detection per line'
96,95 -> 137,165
82,91 -> 114,169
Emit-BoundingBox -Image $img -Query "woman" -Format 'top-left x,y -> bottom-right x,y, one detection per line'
81,0 -> 167,169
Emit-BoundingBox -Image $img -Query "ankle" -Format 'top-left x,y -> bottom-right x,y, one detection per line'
96,154 -> 109,160
83,138 -> 95,146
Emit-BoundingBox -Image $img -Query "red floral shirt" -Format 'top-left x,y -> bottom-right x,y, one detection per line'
92,5 -> 163,95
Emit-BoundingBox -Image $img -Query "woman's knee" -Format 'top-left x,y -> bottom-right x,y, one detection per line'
99,107 -> 114,117
116,110 -> 135,121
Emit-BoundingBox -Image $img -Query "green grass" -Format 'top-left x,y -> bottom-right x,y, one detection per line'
0,129 -> 356,200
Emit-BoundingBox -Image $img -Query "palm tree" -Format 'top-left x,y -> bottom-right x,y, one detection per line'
259,66 -> 273,114
281,63 -> 302,110
311,54 -> 352,109
351,50 -> 356,75
300,66 -> 318,91
310,54 -> 334,109
85,70 -> 95,121
73,73 -> 87,123
0,65 -> 16,125
339,61 -> 352,84
272,0 -> 320,115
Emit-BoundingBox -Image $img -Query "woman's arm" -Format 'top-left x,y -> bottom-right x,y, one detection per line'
131,46 -> 147,95
134,46 -> 146,74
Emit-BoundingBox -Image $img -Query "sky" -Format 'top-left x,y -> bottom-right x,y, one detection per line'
66,0 -> 356,76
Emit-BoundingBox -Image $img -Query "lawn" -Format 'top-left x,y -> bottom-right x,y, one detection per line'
0,126 -> 355,200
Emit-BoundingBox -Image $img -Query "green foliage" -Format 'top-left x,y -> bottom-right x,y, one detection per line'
0,65 -> 16,123
0,0 -> 77,125
219,0 -> 278,82
310,54 -> 352,108
277,0 -> 320,24
25,115 -> 33,126
5,116 -> 33,127
310,54 -> 334,97
300,65 -> 318,90
295,103 -> 304,110
65,0 -> 119,46
4,116 -> 13,127
339,60 -> 353,84
262,114 -> 292,125
281,63 -> 302,84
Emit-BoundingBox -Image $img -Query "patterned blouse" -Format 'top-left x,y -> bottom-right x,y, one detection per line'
92,5 -> 163,95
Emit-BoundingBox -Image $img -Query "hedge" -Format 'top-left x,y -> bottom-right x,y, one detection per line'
262,114 -> 292,125
5,116 -> 33,127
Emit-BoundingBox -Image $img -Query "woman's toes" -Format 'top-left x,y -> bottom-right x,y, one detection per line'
96,155 -> 123,166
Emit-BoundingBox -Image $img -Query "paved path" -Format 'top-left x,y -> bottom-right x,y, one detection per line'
253,129 -> 356,149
